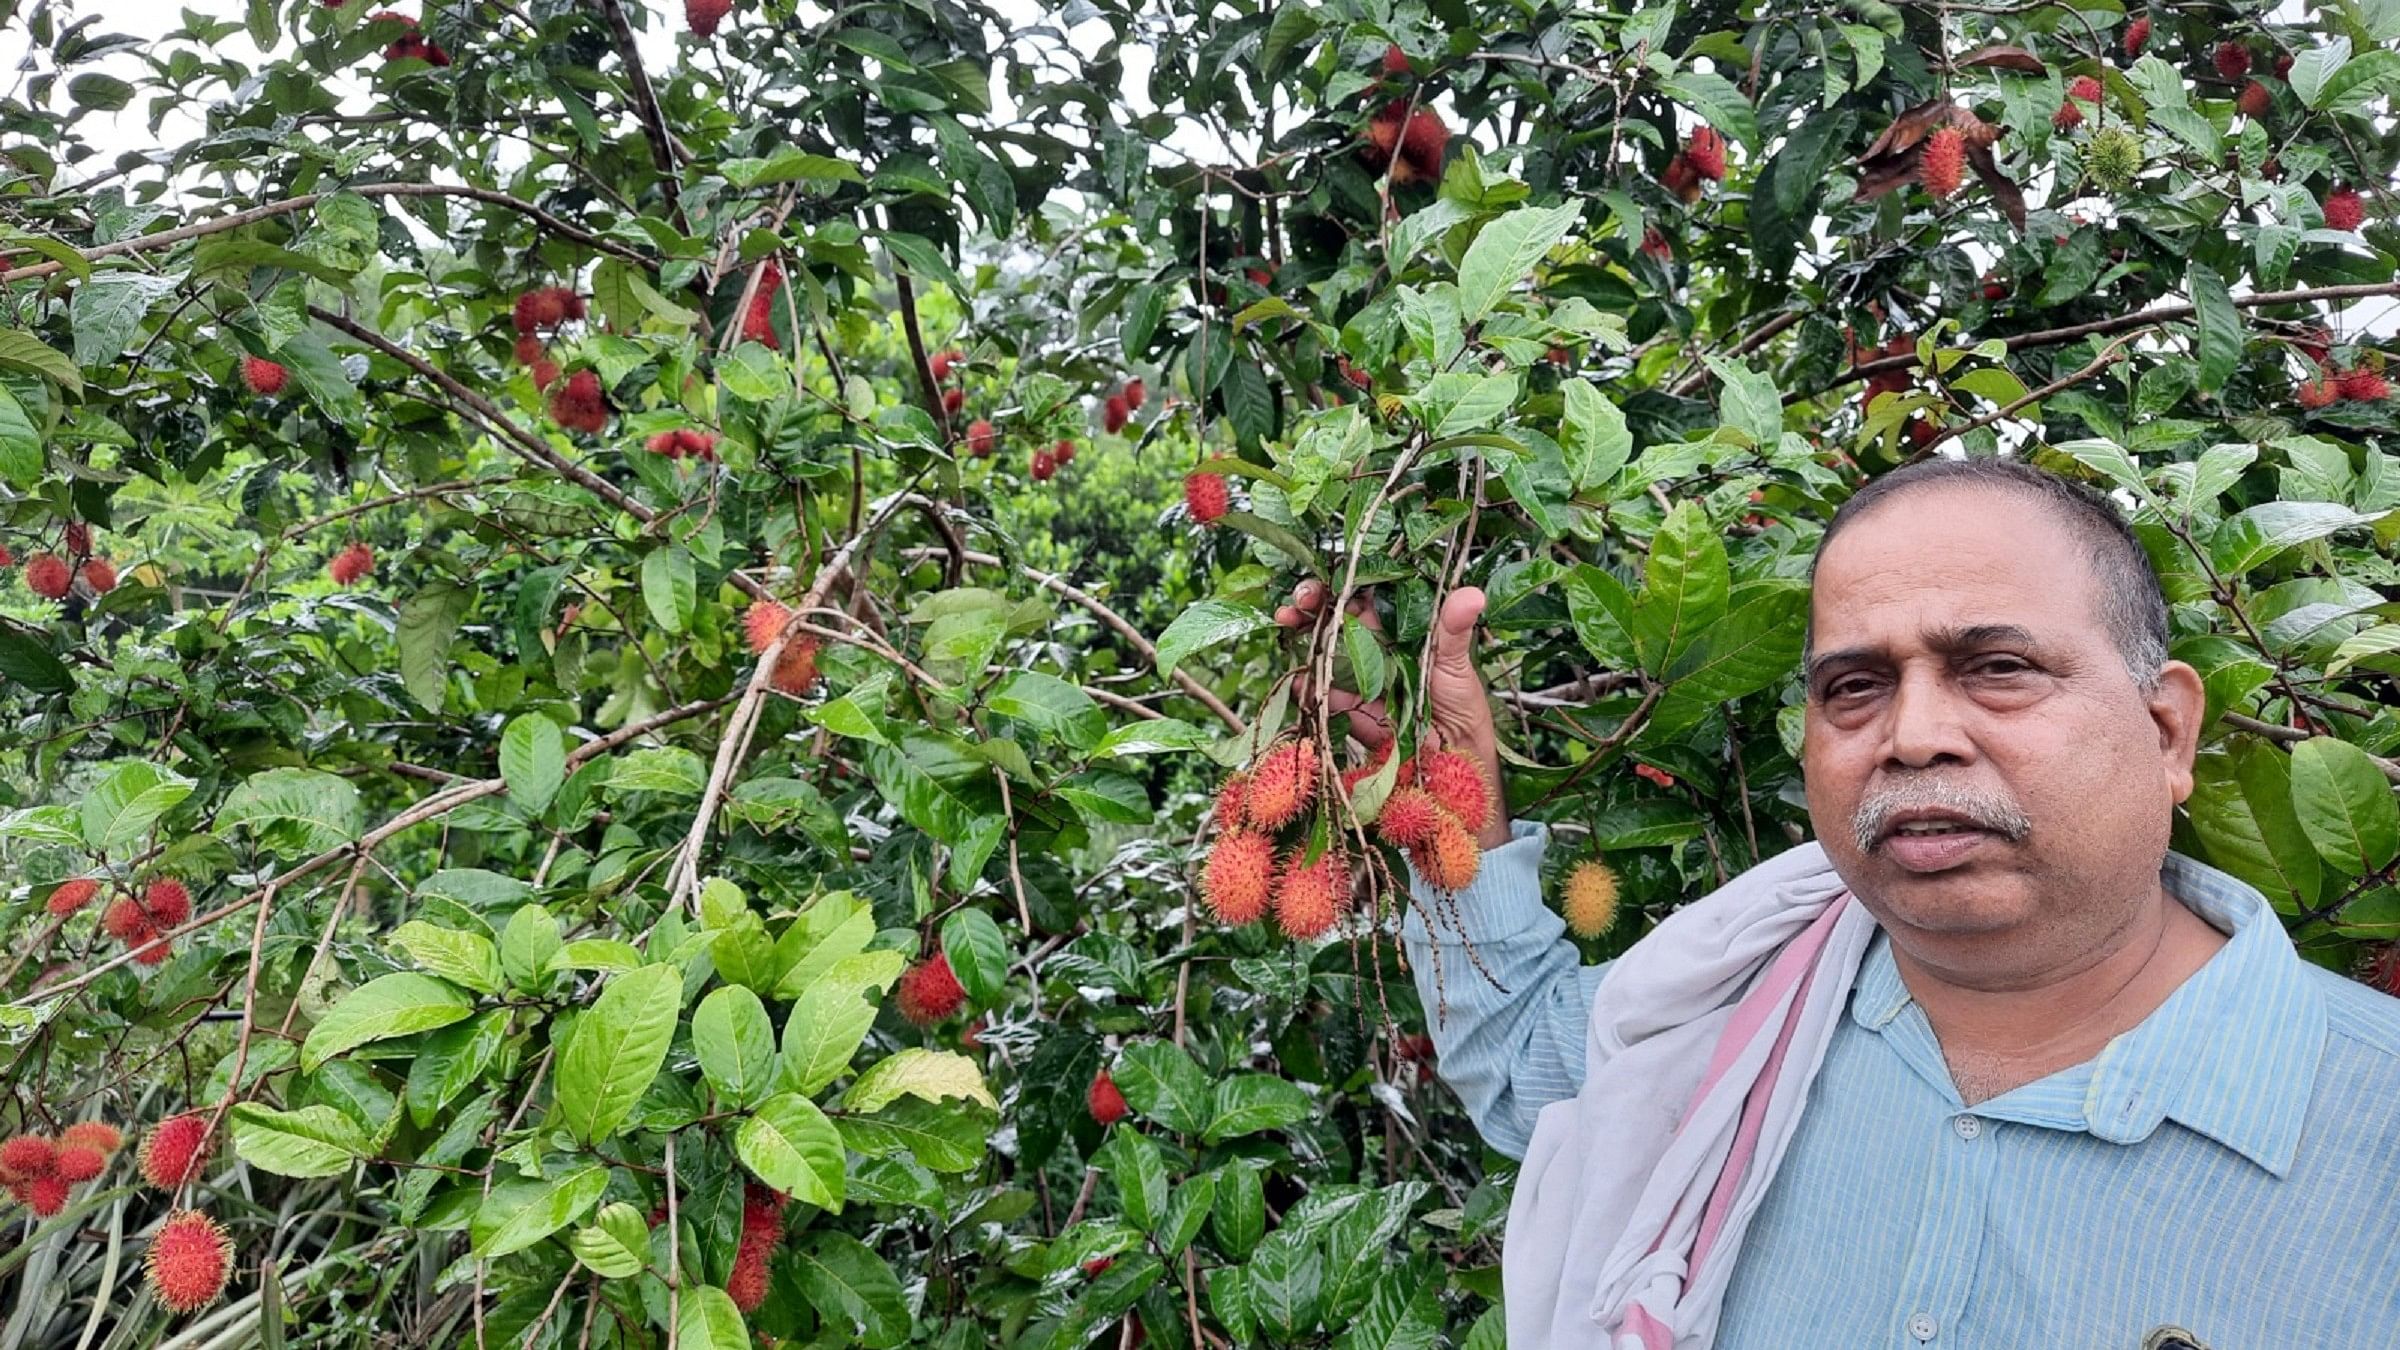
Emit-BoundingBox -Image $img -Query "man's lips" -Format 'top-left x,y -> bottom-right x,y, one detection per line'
1874,813 -> 2003,871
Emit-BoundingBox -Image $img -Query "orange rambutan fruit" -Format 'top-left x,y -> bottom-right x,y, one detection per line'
146,1209 -> 233,1313
1202,831 -> 1276,925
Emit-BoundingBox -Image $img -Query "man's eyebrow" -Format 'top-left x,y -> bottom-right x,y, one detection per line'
1802,625 -> 2041,685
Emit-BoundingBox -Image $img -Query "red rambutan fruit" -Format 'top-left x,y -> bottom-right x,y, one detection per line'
743,600 -> 792,655
1053,438 -> 1075,465
1633,762 -> 1679,789
146,1209 -> 233,1313
139,1114 -> 212,1191
1409,815 -> 1483,891
145,878 -> 192,928
1919,126 -> 1965,200
80,559 -> 117,595
2237,80 -> 2271,118
928,348 -> 961,382
1684,126 -> 1727,181
2213,41 -> 2251,81
1374,786 -> 1447,850
531,358 -> 561,391
942,387 -> 965,416
1030,449 -> 1057,482
1395,107 -> 1449,183
329,542 -> 375,586
1087,1069 -> 1128,1125
1273,848 -> 1348,940
2295,371 -> 2341,409
511,333 -> 544,366
1202,831 -> 1276,925
1381,43 -> 1410,77
966,419 -> 997,458
1415,749 -> 1491,831
2052,99 -> 2084,133
1640,226 -> 1673,261
51,1143 -> 106,1184
0,1135 -> 56,1181
2068,75 -> 2104,104
1123,378 -> 1146,410
1214,773 -> 1250,829
24,1174 -> 69,1217
103,899 -> 152,942
1245,739 -> 1319,831
46,877 -> 100,917
2323,186 -> 2366,233
132,936 -> 174,965
895,953 -> 968,1026
239,356 -> 288,397
1184,471 -> 1230,523
2337,367 -> 2390,402
676,429 -> 720,460
1102,394 -> 1130,434
2123,15 -> 2149,57
60,1122 -> 122,1156
770,636 -> 822,697
686,0 -> 733,38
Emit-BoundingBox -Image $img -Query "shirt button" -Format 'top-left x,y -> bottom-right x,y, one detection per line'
1909,1311 -> 1938,1340
1953,1114 -> 1982,1140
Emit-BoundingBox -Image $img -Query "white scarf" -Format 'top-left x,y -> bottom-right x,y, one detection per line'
1504,842 -> 1880,1349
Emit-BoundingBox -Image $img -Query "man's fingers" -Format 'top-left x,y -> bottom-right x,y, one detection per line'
1431,587 -> 1488,672
1329,689 -> 1395,749
1274,604 -> 1306,628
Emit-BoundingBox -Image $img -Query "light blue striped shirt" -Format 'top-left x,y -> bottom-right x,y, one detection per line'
1402,821 -> 2400,1348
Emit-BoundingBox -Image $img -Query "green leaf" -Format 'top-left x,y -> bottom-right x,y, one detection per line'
2210,502 -> 2379,576
0,386 -> 42,486
791,1232 -> 911,1348
693,985 -> 778,1108
640,545 -> 697,634
569,1202 -> 650,1279
217,768 -> 362,857
1657,69 -> 1760,148
0,630 -> 72,693
1211,1162 -> 1266,1257
1155,599 -> 1278,678
387,921 -> 504,995
2313,48 -> 2400,113
70,274 -> 168,366
939,907 -> 1008,1005
397,583 -> 472,713
553,963 -> 684,1144
501,904 -> 562,990
1653,583 -> 1810,732
1560,379 -> 1632,491
1630,502 -> 1731,675
1112,1040 -> 1212,1135
1564,563 -> 1638,665
2188,742 -> 2324,913
987,671 -> 1105,751
404,1010 -> 507,1128
675,1287 -> 750,1350
2287,737 -> 2400,874
229,1103 -> 366,1178
724,149 -> 864,188
276,329 -> 365,427
778,950 -> 905,1093
1703,355 -> 1782,447
472,1165 -> 607,1258
2188,264 -> 2240,394
1203,1073 -> 1312,1143
0,329 -> 84,394
1455,202 -> 1583,325
1102,1127 -> 1169,1232
79,761 -> 194,854
2288,37 -> 2349,108
736,1092 -> 846,1210
301,972 -> 474,1072
844,1047 -> 996,1112
606,746 -> 708,795
500,714 -> 565,815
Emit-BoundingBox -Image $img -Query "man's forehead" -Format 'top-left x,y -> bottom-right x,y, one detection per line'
1807,488 -> 2106,646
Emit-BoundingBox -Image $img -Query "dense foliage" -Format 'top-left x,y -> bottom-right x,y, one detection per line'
2,0 -> 2397,1344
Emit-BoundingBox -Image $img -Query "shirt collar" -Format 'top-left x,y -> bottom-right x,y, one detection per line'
1847,852 -> 2324,1177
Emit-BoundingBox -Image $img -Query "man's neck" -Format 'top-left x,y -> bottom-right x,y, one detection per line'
1888,889 -> 2231,1106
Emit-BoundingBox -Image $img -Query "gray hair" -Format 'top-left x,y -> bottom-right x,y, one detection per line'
1804,458 -> 2169,690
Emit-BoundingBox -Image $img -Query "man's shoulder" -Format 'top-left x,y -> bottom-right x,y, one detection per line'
2301,962 -> 2400,1064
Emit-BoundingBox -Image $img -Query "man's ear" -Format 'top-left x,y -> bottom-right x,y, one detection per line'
2148,661 -> 2207,803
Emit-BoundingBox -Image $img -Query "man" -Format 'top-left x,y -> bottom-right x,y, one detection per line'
1282,459 -> 2400,1348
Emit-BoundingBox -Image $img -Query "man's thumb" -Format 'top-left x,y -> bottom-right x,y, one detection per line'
1432,587 -> 1487,673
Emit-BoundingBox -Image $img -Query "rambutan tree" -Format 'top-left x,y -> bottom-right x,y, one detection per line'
2,0 -> 2396,1345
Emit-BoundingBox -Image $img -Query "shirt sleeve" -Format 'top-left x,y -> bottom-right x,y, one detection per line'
1400,818 -> 1613,1160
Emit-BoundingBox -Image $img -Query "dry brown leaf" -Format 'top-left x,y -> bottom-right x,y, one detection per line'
1957,44 -> 2048,75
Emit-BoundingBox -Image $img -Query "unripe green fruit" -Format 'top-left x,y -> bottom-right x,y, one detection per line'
2088,126 -> 2142,193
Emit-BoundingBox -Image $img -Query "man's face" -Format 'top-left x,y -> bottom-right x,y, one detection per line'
1801,487 -> 2203,966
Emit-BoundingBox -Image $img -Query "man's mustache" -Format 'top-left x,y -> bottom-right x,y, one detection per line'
1852,777 -> 2033,855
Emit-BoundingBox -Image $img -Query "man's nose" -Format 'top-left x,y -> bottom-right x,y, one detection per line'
1882,666 -> 1976,769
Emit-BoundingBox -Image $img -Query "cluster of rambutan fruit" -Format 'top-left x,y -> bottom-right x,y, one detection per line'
47,875 -> 193,966
3,1113 -> 229,1313
1200,737 -> 1493,940
9,517 -> 116,602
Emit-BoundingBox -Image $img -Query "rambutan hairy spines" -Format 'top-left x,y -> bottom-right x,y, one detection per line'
239,356 -> 289,397
46,877 -> 100,917
1214,773 -> 1250,830
145,877 -> 192,927
26,554 -> 72,600
1088,1068 -> 1129,1125
895,953 -> 968,1026
2338,367 -> 2390,402
52,1143 -> 106,1184
139,1114 -> 212,1191
1919,126 -> 1965,200
60,1122 -> 122,1156
1409,814 -> 1483,891
147,1209 -> 233,1314
686,0 -> 734,39
2123,14 -> 2149,57
1374,787 -> 1446,850
1184,470 -> 1231,524
329,543 -> 374,586
80,558 -> 118,595
2323,186 -> 2366,233
1202,831 -> 1276,925
1562,860 -> 1620,938
1415,750 -> 1491,831
1272,848 -> 1348,941
1684,126 -> 1726,181
0,1134 -> 56,1181
2068,75 -> 2103,104
1123,378 -> 1146,410
103,898 -> 151,941
743,600 -> 793,655
25,1174 -> 69,1216
2296,371 -> 2340,409
1244,739 -> 1319,831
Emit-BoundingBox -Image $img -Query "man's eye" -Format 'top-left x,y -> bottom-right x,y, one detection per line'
1826,676 -> 1878,699
1971,656 -> 2032,676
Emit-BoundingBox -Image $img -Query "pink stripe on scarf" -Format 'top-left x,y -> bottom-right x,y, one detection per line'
1622,1302 -> 1676,1350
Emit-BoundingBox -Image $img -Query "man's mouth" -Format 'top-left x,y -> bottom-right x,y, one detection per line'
1875,811 -> 2004,871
